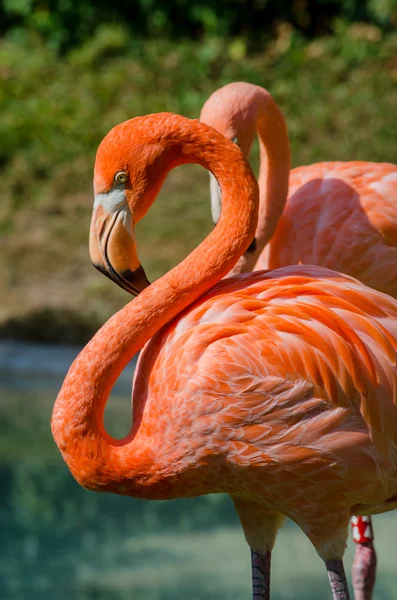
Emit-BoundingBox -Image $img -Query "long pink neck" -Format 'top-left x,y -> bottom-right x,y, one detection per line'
51,120 -> 258,492
230,90 -> 291,275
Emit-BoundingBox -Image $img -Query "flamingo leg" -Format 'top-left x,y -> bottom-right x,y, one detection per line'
232,498 -> 282,600
251,550 -> 271,600
351,516 -> 377,600
326,559 -> 351,600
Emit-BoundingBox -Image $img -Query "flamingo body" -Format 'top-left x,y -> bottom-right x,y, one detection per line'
131,265 -> 397,553
258,162 -> 397,298
52,113 -> 397,599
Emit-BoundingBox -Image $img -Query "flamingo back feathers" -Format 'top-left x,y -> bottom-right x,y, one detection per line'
132,266 -> 397,514
261,162 -> 397,296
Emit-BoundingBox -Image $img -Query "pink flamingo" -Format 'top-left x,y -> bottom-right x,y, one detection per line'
200,81 -> 397,599
52,113 -> 397,600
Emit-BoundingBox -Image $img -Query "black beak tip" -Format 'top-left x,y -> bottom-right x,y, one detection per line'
120,265 -> 151,296
92,262 -> 151,297
92,261 -> 112,279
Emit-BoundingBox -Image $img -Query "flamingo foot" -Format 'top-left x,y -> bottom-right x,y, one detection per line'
326,559 -> 351,600
352,542 -> 377,600
251,550 -> 271,600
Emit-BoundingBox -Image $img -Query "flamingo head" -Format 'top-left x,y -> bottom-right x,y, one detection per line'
89,113 -> 181,296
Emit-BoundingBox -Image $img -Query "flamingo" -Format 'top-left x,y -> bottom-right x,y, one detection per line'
52,113 -> 397,600
200,81 -> 397,600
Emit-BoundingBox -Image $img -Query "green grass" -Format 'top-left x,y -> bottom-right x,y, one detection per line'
1,23 -> 397,341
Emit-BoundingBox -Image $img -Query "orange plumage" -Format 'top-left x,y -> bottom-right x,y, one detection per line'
201,82 -> 397,599
260,162 -> 397,299
52,113 -> 397,600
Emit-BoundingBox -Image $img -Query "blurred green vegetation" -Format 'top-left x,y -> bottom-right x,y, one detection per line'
0,14 -> 397,341
1,0 -> 397,52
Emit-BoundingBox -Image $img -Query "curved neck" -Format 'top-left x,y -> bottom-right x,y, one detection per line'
230,91 -> 291,275
51,118 -> 259,491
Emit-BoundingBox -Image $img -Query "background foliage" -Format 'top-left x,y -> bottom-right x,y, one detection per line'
1,0 -> 397,51
1,1 -> 397,341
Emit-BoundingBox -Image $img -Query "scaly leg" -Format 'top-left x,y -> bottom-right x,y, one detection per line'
351,516 -> 377,600
326,559 -> 351,600
232,497 -> 284,600
251,550 -> 271,600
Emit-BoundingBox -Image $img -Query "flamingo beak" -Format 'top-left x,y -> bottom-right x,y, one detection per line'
89,189 -> 151,296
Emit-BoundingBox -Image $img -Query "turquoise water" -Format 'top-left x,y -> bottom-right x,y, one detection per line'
0,374 -> 396,599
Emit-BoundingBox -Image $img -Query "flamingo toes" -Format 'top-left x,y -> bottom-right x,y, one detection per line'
52,113 -> 397,600
201,81 -> 397,598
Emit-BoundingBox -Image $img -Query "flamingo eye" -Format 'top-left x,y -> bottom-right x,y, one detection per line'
114,171 -> 128,184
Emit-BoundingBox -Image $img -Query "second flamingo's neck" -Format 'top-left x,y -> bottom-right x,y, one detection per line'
51,114 -> 259,494
201,83 -> 291,275
233,88 -> 291,274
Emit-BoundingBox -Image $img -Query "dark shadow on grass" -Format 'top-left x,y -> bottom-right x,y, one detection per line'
0,307 -> 102,345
